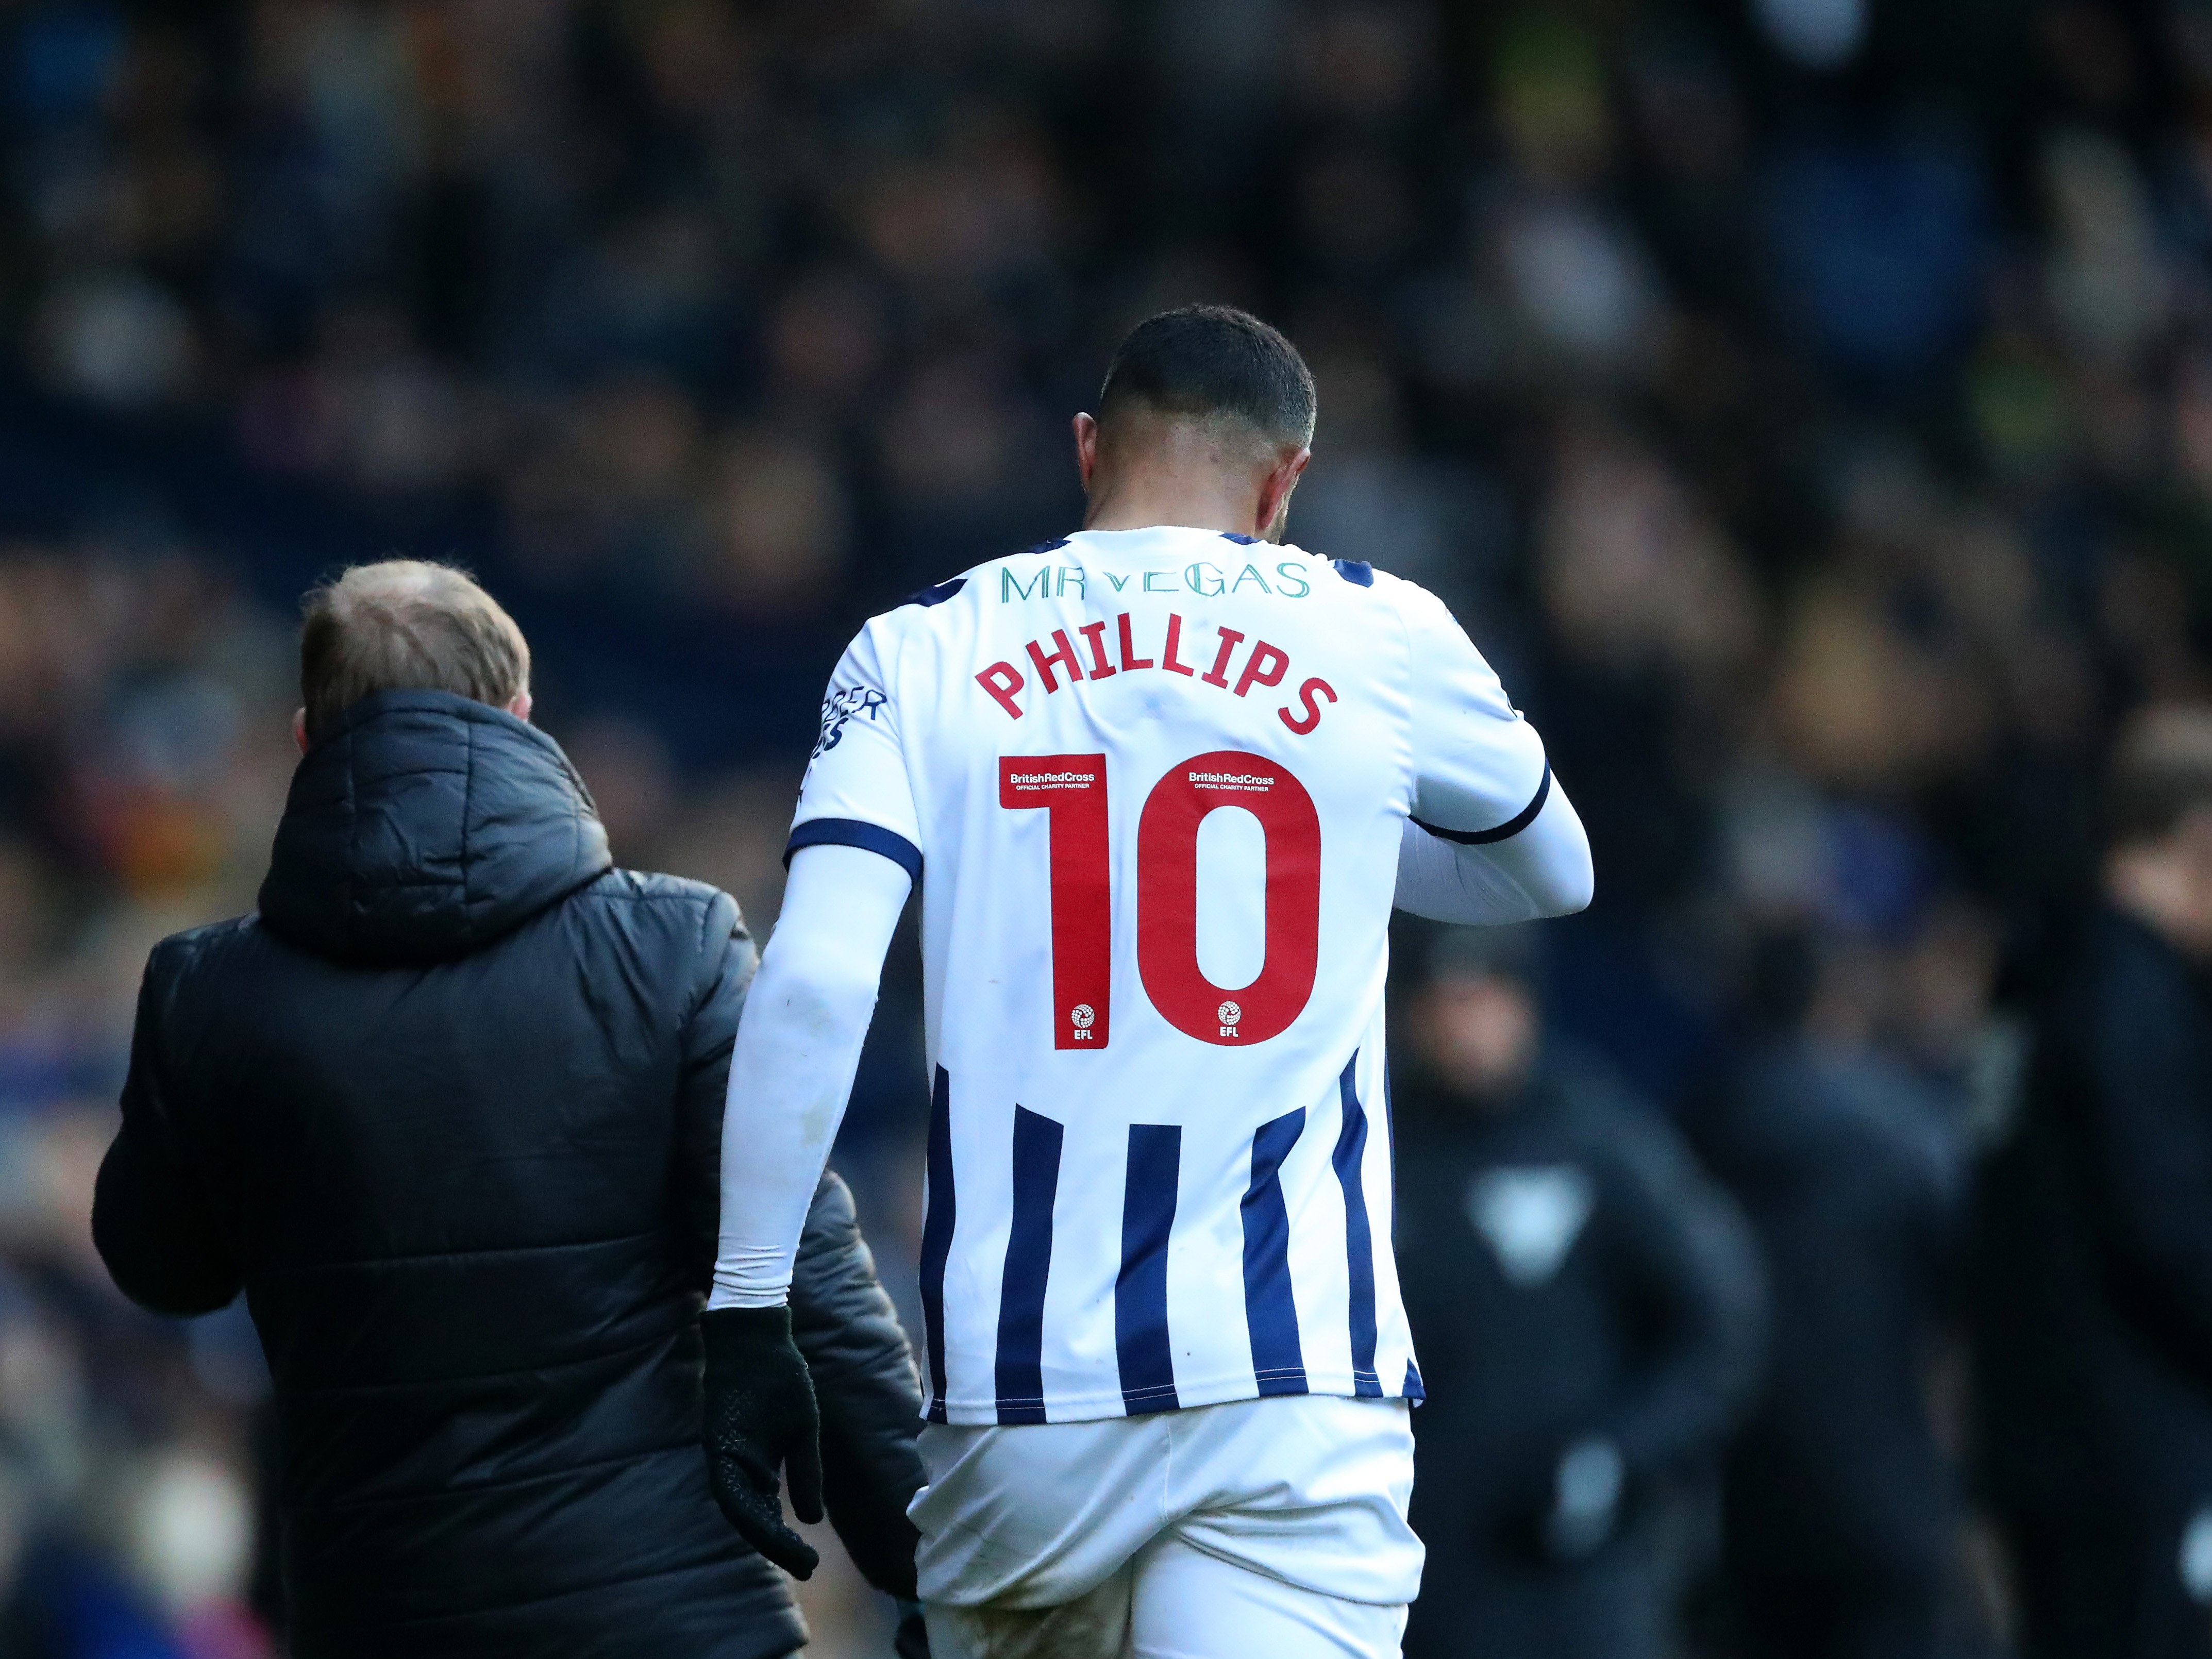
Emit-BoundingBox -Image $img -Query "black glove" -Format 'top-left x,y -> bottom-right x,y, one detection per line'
894,1599 -> 931,1659
702,1305 -> 824,1579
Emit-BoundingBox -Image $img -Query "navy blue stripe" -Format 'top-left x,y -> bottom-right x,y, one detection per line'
1116,1125 -> 1182,1415
1221,532 -> 1260,545
1241,1108 -> 1309,1397
1332,1055 -> 1382,1397
784,817 -> 923,882
1411,763 -> 1551,847
1384,1059 -> 1399,1221
995,1106 -> 1063,1424
918,1067 -> 955,1423
902,577 -> 967,608
1403,1358 -> 1426,1402
1332,558 -> 1373,587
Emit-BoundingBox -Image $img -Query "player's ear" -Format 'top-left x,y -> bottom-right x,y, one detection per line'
1256,446 -> 1311,541
1074,412 -> 1101,491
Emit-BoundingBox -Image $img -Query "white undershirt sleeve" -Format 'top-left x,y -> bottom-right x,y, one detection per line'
710,843 -> 913,1310
1393,782 -> 1595,924
1385,571 -> 1594,924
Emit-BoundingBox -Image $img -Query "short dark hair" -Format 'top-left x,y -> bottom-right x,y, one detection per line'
299,560 -> 530,742
2108,705 -> 2212,846
1097,306 -> 1316,446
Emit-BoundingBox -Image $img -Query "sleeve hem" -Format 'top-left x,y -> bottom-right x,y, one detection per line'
785,817 -> 923,883
1412,762 -> 1551,846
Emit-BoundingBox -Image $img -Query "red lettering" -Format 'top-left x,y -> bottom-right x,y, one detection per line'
1117,612 -> 1153,672
1233,641 -> 1289,698
1026,629 -> 1086,694
978,662 -> 1026,719
1078,621 -> 1116,678
1162,613 -> 1196,677
1278,677 -> 1336,734
1201,627 -> 1246,688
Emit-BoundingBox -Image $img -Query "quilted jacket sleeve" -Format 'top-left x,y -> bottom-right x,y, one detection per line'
791,1170 -> 927,1600
93,939 -> 243,1317
676,890 -> 758,1286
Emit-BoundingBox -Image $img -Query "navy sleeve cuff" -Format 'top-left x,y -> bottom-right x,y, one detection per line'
785,817 -> 923,883
1411,763 -> 1551,847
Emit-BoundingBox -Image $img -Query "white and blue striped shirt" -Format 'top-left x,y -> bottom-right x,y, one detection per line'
786,527 -> 1550,1424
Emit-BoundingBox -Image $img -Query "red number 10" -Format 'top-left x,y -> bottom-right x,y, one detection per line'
999,757 -> 1112,1049
998,749 -> 1322,1050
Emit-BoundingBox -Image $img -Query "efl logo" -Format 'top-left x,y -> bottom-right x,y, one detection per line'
1217,1000 -> 1241,1038
1070,1003 -> 1096,1041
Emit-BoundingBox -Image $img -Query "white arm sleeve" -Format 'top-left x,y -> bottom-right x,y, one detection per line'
709,843 -> 912,1310
1385,572 -> 1594,923
1394,781 -> 1595,924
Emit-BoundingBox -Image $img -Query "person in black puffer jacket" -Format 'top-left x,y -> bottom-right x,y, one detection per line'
90,561 -> 927,1659
1975,707 -> 2212,1659
1397,939 -> 1765,1659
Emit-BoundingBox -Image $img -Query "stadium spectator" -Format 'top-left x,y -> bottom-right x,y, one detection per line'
88,562 -> 928,1659
1974,705 -> 2212,1659
1396,932 -> 1765,1659
1686,926 -> 1975,1659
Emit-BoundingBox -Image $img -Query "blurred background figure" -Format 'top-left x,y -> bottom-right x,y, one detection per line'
1686,913 -> 1992,1659
1975,707 -> 2212,1659
1397,929 -> 1765,1659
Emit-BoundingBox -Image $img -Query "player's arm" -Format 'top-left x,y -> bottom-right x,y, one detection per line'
701,846 -> 909,1580
1390,580 -> 1594,924
1394,784 -> 1594,924
712,844 -> 910,1311
702,621 -> 921,1581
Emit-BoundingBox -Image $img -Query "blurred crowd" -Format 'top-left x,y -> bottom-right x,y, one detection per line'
4,0 -> 2212,1653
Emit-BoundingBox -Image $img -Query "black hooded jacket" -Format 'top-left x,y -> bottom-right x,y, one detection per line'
1398,1059 -> 1764,1607
1974,906 -> 2212,1522
91,691 -> 925,1659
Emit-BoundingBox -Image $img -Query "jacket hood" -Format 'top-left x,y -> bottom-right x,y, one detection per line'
259,690 -> 612,966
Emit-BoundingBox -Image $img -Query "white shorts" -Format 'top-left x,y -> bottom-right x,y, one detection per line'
911,1395 -> 1423,1659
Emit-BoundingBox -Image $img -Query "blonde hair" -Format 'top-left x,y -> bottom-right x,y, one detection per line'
298,561 -> 529,741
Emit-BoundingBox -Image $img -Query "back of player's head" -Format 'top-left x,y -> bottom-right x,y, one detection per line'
1097,306 -> 1316,449
2108,703 -> 2212,848
299,559 -> 530,741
